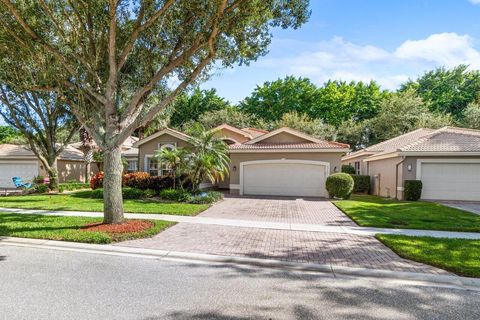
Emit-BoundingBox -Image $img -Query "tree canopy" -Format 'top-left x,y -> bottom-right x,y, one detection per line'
240,76 -> 385,126
401,65 -> 480,118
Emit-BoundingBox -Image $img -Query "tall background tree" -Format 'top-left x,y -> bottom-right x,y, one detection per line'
0,0 -> 310,223
401,65 -> 480,119
0,88 -> 79,190
0,125 -> 24,143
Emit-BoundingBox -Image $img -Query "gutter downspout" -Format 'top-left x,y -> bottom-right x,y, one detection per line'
395,156 -> 406,200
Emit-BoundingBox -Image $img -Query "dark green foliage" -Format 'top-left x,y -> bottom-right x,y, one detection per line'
240,77 -> 385,126
159,188 -> 191,202
401,65 -> 480,118
170,88 -> 230,127
34,184 -> 49,194
351,175 -> 371,193
404,180 -> 423,201
325,173 -> 354,199
0,125 -> 23,143
143,189 -> 157,198
121,187 -> 145,200
341,165 -> 356,174
90,187 -> 146,200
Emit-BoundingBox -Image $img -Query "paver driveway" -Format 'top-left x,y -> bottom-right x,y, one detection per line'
120,196 -> 446,274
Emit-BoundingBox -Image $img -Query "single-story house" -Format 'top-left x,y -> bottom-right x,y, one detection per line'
133,125 -> 350,197
342,127 -> 480,201
0,144 -> 93,188
0,136 -> 139,188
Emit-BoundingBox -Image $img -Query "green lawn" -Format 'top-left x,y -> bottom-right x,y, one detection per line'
377,234 -> 480,278
0,190 -> 209,216
333,195 -> 480,232
0,212 -> 174,244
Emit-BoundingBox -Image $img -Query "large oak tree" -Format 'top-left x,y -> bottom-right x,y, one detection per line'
0,0 -> 310,223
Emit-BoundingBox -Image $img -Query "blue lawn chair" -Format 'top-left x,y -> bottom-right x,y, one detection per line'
12,177 -> 33,189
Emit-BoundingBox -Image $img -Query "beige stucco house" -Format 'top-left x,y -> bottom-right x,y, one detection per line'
133,125 -> 350,197
342,127 -> 480,201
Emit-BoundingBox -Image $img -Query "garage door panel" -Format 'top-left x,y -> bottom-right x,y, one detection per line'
421,162 -> 480,201
242,161 -> 327,197
0,163 -> 39,188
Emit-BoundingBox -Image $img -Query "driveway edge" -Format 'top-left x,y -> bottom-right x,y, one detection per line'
1,236 -> 479,290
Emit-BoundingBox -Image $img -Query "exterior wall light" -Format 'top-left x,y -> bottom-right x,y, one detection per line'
407,164 -> 412,172
232,165 -> 237,171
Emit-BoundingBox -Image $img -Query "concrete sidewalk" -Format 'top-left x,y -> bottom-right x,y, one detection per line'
1,206 -> 480,239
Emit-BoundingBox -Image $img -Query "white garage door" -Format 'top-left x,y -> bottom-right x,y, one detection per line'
420,162 -> 480,201
241,160 -> 328,197
0,162 -> 39,188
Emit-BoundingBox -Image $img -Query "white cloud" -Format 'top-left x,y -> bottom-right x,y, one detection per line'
259,33 -> 480,90
469,0 -> 480,5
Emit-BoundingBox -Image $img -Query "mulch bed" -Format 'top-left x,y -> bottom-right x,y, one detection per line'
82,220 -> 154,234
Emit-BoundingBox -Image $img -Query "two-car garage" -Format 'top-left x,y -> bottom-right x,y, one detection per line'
240,160 -> 330,198
417,160 -> 480,201
0,161 -> 39,188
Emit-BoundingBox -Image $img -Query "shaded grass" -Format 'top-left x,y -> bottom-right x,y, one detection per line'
0,190 -> 209,216
0,212 -> 174,244
334,195 -> 480,232
377,234 -> 480,278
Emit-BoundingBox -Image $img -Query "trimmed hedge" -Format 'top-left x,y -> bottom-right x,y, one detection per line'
325,173 -> 354,199
341,165 -> 356,174
351,174 -> 371,193
91,171 -> 190,192
159,188 -> 191,202
404,180 -> 423,201
89,187 -> 145,200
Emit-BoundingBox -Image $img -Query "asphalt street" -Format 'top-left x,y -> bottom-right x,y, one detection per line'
0,245 -> 479,320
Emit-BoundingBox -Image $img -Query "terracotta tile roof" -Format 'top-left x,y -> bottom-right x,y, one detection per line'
400,127 -> 480,152
229,142 -> 349,150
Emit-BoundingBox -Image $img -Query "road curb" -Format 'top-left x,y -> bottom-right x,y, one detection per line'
2,236 -> 479,290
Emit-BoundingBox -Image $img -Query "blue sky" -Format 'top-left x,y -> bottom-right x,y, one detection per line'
202,0 -> 480,103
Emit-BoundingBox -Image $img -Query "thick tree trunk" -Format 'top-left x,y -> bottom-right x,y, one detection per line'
47,159 -> 59,191
103,147 -> 124,224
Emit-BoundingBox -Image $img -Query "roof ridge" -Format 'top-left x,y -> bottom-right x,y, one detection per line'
365,128 -> 433,151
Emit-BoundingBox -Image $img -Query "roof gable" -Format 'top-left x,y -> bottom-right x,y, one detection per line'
210,124 -> 252,139
133,128 -> 190,147
245,127 -> 324,145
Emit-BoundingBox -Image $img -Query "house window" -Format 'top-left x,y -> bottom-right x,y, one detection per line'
354,161 -> 361,175
127,160 -> 138,173
147,157 -> 160,176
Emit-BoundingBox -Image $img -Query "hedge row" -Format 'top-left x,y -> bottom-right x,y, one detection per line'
350,174 -> 371,193
90,172 -> 191,191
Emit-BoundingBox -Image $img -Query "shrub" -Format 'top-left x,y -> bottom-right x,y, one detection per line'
90,188 -> 104,199
123,172 -> 150,189
325,173 -> 354,199
34,184 -> 50,194
33,175 -> 46,184
159,188 -> 191,202
188,191 -> 224,204
341,165 -> 356,174
143,189 -> 157,198
351,175 -> 371,193
404,180 -> 423,201
122,187 -> 145,199
90,172 -> 104,190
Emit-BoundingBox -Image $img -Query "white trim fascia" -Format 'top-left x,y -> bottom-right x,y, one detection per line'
400,151 -> 480,157
363,152 -> 400,162
245,127 -> 325,145
210,124 -> 253,139
239,159 -> 330,196
341,150 -> 376,161
143,154 -> 154,172
229,184 -> 240,190
416,158 -> 480,180
133,128 -> 190,147
229,148 -> 349,154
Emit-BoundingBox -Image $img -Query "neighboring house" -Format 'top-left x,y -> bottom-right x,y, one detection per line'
342,127 -> 480,201
133,125 -> 349,197
0,144 -> 96,188
0,136 -> 140,188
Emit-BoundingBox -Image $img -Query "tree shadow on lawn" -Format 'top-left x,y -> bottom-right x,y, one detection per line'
0,213 -> 98,234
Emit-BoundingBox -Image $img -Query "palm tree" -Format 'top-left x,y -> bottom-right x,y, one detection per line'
155,147 -> 187,189
185,124 -> 230,191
